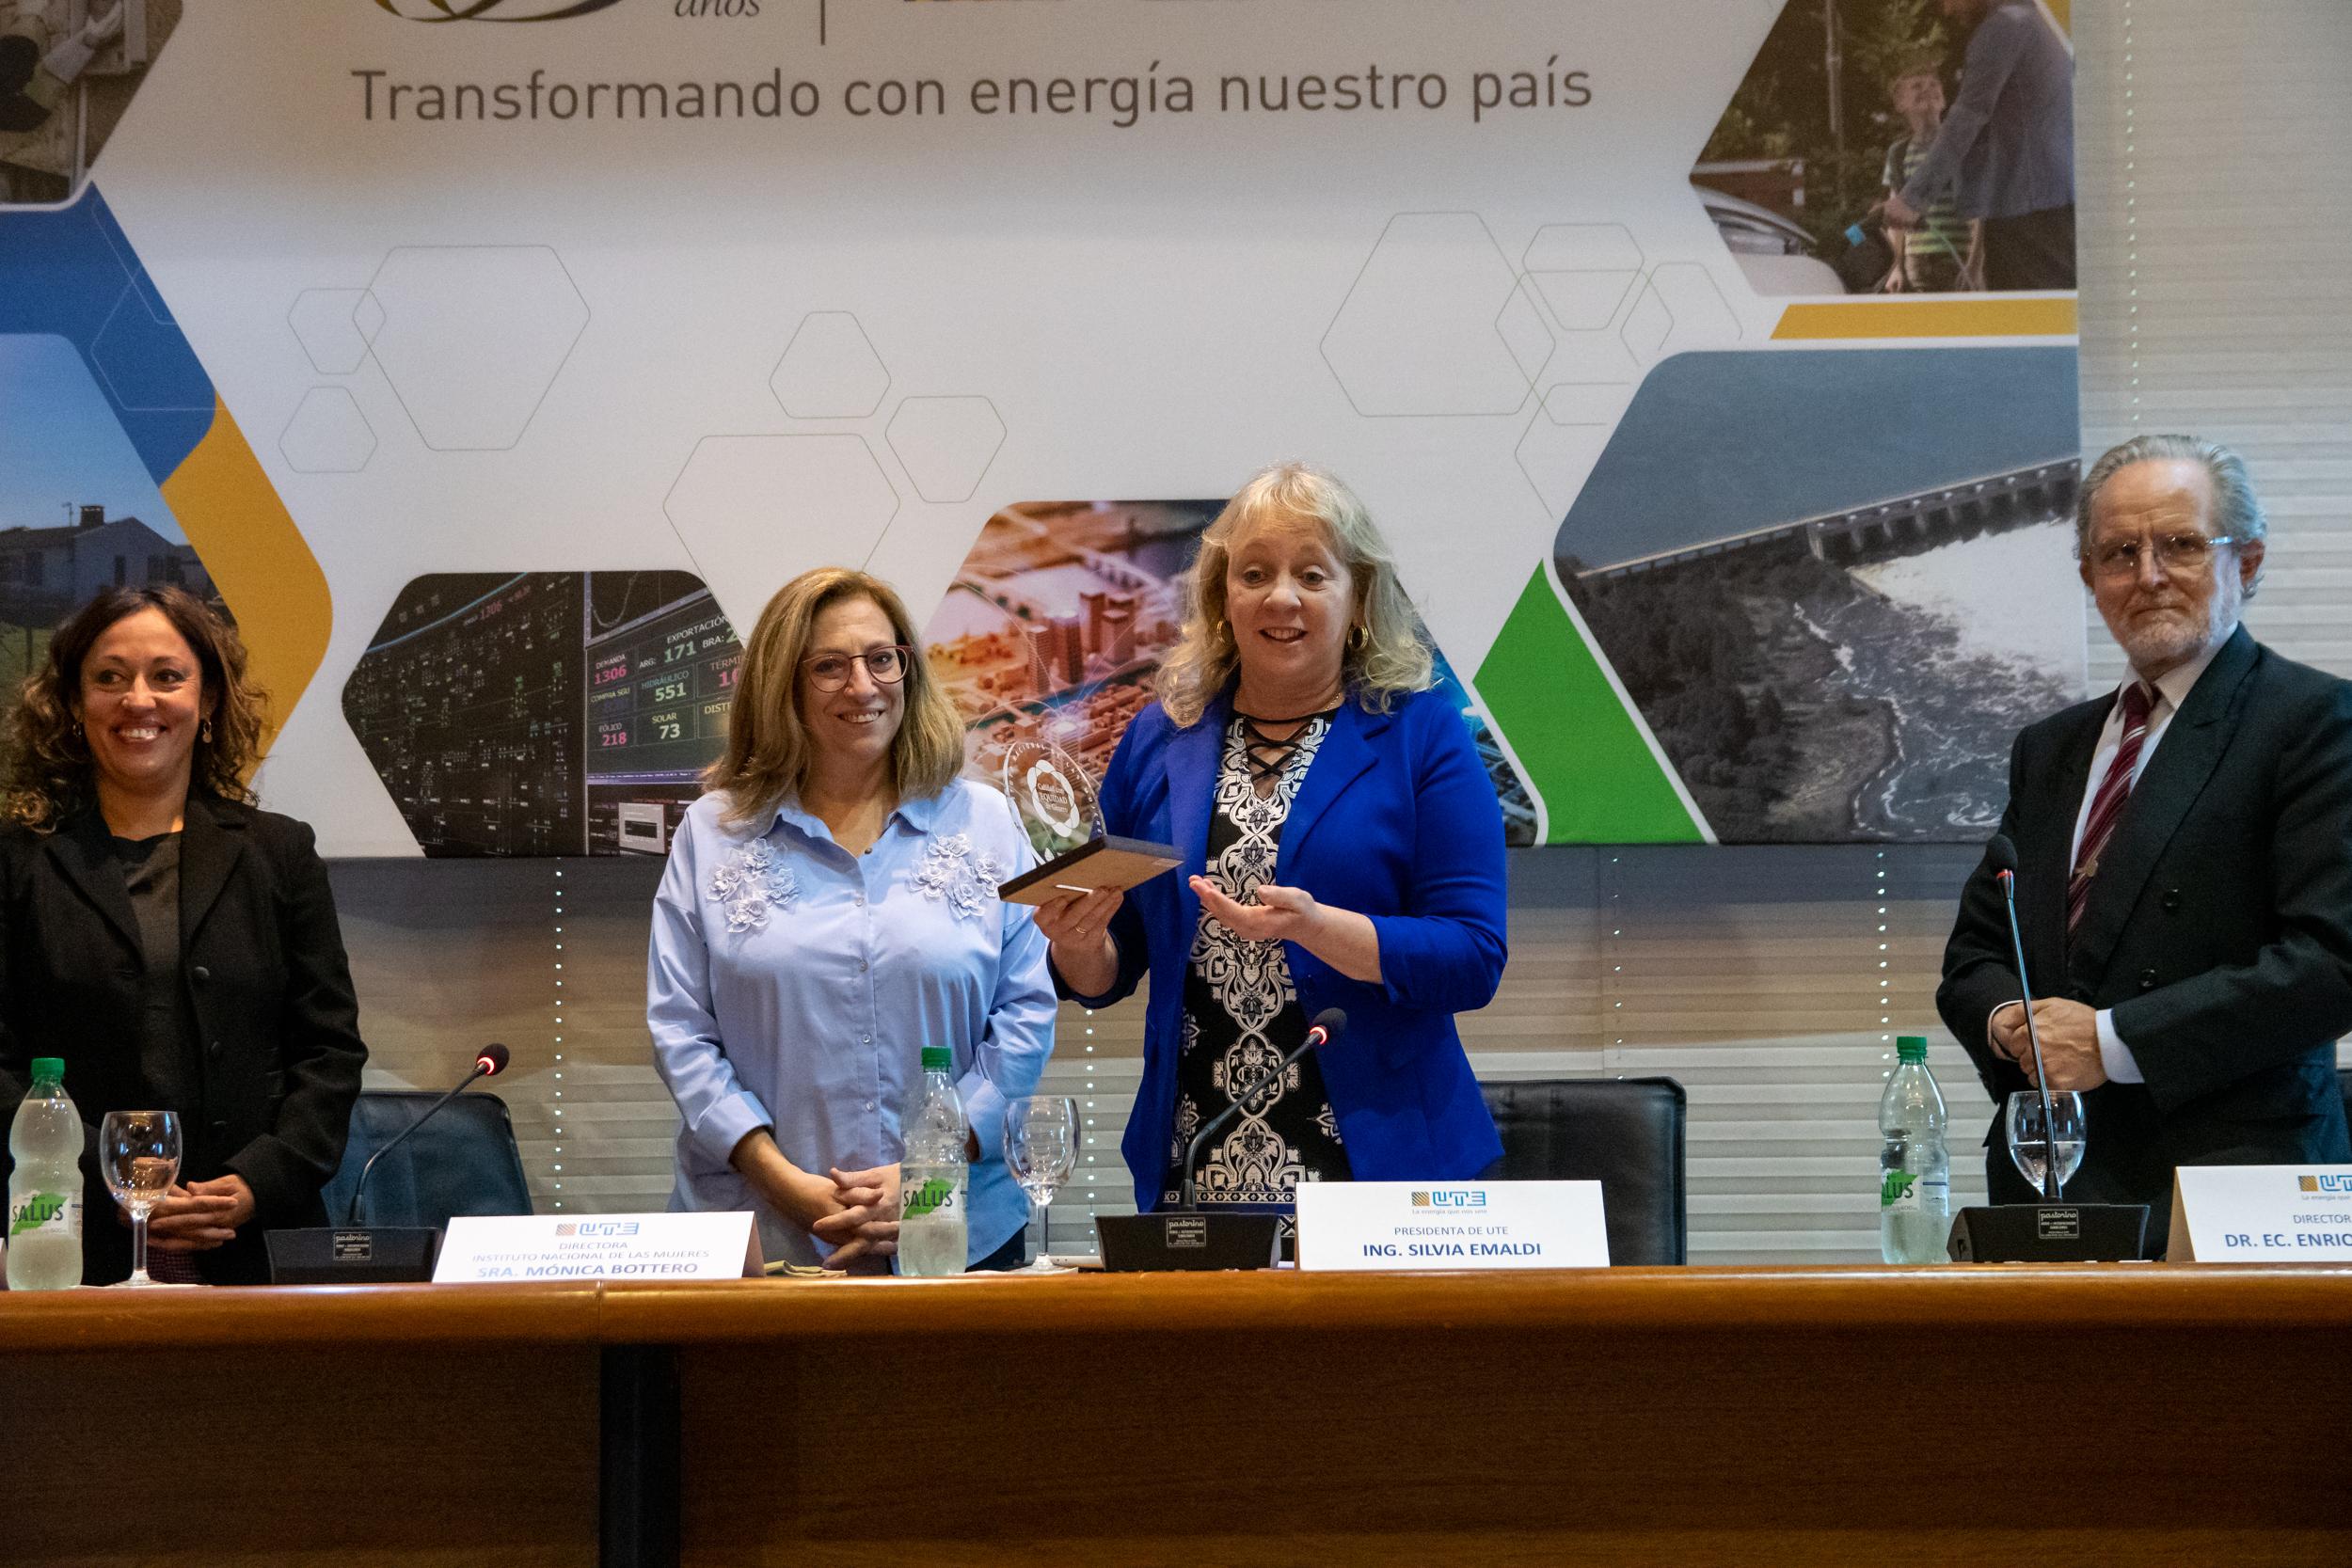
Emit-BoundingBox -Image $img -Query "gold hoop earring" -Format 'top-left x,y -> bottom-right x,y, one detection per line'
1347,624 -> 1368,652
200,718 -> 214,743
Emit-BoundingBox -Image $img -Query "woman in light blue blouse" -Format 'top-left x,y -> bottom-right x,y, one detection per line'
647,567 -> 1055,1271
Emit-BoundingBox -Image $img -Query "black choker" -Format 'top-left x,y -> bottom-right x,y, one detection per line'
1234,706 -> 1336,785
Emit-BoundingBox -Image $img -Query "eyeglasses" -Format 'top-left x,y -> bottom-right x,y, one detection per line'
2085,531 -> 2250,579
802,645 -> 911,692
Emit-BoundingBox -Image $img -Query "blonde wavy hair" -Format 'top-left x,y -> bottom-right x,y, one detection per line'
1156,463 -> 1433,728
4,587 -> 267,832
704,568 -> 964,829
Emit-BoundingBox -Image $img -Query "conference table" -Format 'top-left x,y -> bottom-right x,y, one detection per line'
4,1264 -> 2348,1567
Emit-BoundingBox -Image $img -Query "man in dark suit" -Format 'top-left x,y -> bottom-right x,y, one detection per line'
1940,435 -> 2352,1251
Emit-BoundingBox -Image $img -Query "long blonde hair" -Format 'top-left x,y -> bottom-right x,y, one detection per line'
703,568 -> 964,828
1156,463 -> 1433,728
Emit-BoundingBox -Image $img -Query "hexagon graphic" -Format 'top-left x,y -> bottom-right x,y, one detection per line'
1549,347 -> 2083,844
1687,1 -> 2073,297
662,435 -> 900,631
288,290 -> 381,377
1522,223 -> 1645,331
921,499 -> 1539,848
770,312 -> 890,420
279,388 -> 377,473
0,4 -> 185,209
90,285 -> 212,411
1517,384 -> 1632,519
1,187 -> 337,752
885,397 -> 1006,504
342,572 -> 742,857
363,246 -> 589,451
1494,280 -> 1556,386
1617,263 -> 1747,364
1320,214 -> 1536,417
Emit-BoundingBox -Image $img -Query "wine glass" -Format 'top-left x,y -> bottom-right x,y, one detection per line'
2005,1090 -> 2086,1201
1004,1096 -> 1078,1272
100,1110 -> 183,1289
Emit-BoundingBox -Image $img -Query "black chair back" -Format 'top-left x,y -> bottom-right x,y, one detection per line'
1479,1077 -> 1688,1265
2340,1069 -> 2352,1145
320,1089 -> 533,1228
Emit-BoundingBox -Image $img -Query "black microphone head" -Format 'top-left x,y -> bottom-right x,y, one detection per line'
1305,1007 -> 1347,1047
475,1042 -> 511,1077
1986,834 -> 2019,876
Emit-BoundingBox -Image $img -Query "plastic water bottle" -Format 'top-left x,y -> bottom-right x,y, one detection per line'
1878,1036 -> 1949,1265
897,1046 -> 968,1277
8,1059 -> 86,1291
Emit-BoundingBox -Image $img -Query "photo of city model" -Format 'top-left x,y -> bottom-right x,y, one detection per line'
923,499 -> 1538,850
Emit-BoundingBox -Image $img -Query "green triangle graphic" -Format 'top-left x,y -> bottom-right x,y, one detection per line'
1475,566 -> 1706,844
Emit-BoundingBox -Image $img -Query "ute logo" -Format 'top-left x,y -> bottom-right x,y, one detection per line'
374,0 -> 630,22
1409,1189 -> 1488,1209
2298,1174 -> 2352,1195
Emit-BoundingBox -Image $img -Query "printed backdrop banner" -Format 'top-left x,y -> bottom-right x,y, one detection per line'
0,0 -> 2081,852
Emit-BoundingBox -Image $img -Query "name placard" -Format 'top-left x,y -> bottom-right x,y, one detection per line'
1295,1180 -> 1609,1272
433,1212 -> 763,1283
2167,1166 -> 2352,1262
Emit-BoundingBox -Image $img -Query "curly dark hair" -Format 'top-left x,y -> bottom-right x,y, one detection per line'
3,587 -> 270,831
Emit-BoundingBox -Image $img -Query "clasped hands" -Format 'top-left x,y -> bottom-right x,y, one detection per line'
125,1173 -> 255,1252
1989,998 -> 2106,1091
789,1163 -> 901,1269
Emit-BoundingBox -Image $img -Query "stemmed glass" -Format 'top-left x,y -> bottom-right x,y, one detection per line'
100,1110 -> 183,1289
1004,1096 -> 1078,1273
2005,1090 -> 2086,1201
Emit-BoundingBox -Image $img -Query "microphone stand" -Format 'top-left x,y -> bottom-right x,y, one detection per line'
1177,1030 -> 1326,1211
347,1057 -> 498,1225
1995,871 -> 2064,1202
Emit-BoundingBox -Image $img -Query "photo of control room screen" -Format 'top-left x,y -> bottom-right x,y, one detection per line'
342,571 -> 741,856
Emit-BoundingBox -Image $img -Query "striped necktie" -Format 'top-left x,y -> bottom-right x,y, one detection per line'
2067,680 -> 2155,936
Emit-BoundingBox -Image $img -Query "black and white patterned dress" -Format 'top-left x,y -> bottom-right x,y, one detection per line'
1161,711 -> 1350,1209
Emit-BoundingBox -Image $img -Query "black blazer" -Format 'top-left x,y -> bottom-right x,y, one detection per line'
0,795 -> 367,1284
1939,626 -> 2352,1247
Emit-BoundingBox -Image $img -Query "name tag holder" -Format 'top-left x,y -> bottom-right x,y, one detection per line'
433,1212 -> 763,1282
2167,1165 -> 2352,1262
1295,1180 -> 1609,1271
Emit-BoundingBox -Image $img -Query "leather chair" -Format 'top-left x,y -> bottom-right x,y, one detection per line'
1479,1077 -> 1688,1265
319,1089 -> 533,1228
2340,1069 -> 2351,1144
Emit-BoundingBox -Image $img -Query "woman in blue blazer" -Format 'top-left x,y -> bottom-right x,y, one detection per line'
1041,464 -> 1505,1212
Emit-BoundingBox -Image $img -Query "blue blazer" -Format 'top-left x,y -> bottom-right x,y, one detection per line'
1064,684 -> 1507,1208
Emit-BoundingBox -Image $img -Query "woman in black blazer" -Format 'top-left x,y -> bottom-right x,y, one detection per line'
0,587 -> 367,1285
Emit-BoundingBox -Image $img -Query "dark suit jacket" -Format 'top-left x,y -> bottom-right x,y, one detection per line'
1939,626 -> 2352,1249
0,795 -> 367,1284
1063,686 -> 1507,1208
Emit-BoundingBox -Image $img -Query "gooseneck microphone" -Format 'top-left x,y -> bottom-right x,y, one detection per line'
1985,835 -> 2062,1200
1177,1008 -> 1347,1212
346,1043 -> 511,1225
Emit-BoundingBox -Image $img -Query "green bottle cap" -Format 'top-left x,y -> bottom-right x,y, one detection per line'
921,1046 -> 952,1072
29,1057 -> 64,1080
1896,1037 -> 1928,1064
